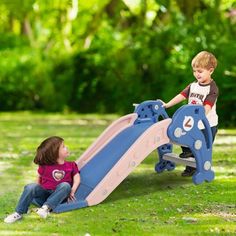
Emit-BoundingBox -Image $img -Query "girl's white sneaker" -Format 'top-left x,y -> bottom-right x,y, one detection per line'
4,212 -> 22,223
36,205 -> 50,219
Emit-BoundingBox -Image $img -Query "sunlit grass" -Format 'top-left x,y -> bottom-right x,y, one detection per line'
0,112 -> 236,235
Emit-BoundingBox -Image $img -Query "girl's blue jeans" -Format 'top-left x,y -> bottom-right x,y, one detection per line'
16,182 -> 71,214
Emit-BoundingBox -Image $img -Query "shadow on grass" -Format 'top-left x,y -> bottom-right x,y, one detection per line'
104,170 -> 191,204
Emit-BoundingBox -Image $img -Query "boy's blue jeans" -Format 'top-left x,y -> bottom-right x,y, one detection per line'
181,126 -> 218,154
16,182 -> 71,214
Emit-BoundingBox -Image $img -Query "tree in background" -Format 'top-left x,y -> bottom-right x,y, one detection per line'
0,0 -> 235,126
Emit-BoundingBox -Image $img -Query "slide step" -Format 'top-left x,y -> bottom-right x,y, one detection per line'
163,153 -> 196,168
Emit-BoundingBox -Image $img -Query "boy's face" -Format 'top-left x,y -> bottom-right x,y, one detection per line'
192,67 -> 214,84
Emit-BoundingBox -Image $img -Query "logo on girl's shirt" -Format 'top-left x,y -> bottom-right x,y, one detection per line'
52,170 -> 65,181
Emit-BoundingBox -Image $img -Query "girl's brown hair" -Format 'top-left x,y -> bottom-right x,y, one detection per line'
34,136 -> 64,165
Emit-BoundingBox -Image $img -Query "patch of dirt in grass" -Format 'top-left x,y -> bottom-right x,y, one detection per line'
203,212 -> 236,222
203,204 -> 236,222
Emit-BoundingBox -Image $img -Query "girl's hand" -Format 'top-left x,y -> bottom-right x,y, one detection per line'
68,191 -> 77,202
68,173 -> 80,202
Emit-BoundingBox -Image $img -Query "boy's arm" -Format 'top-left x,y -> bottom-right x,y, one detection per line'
204,104 -> 212,115
204,82 -> 218,115
163,94 -> 186,108
69,173 -> 81,201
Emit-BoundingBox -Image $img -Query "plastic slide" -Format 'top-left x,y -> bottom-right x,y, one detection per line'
52,101 -> 171,213
34,100 -> 214,213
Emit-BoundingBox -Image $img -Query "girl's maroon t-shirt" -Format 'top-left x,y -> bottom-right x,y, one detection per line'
38,161 -> 79,190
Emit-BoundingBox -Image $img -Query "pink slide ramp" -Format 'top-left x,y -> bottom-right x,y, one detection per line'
86,118 -> 171,206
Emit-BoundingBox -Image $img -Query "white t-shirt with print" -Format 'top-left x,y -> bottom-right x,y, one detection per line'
181,80 -> 218,129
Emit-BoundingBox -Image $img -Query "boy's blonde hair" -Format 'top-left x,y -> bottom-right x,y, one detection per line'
191,51 -> 217,70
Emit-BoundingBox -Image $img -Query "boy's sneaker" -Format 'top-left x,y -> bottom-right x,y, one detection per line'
36,205 -> 50,219
179,152 -> 193,158
4,212 -> 22,223
181,167 -> 196,177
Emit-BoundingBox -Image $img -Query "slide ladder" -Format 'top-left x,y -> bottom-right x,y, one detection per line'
155,104 -> 214,184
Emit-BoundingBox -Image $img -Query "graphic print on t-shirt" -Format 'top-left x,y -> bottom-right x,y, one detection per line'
189,92 -> 204,105
183,116 -> 194,132
181,81 -> 218,128
52,170 -> 65,181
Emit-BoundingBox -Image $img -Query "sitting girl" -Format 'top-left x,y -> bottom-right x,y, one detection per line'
4,136 -> 80,223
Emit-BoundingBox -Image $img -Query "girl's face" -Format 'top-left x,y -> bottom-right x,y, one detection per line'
58,142 -> 69,160
192,67 -> 213,84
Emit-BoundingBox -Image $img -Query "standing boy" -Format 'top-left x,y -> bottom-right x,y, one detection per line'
163,51 -> 219,177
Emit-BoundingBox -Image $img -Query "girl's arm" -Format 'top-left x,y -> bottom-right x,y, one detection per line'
36,175 -> 41,184
68,173 -> 81,201
163,94 -> 186,108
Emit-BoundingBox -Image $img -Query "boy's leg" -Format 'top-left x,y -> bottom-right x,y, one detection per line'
201,126 -> 218,142
181,126 -> 217,177
181,166 -> 196,177
15,183 -> 50,214
180,146 -> 193,158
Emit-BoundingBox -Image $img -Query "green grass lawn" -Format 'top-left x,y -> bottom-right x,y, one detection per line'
0,112 -> 235,236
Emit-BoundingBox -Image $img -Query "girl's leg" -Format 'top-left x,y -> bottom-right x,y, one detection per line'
44,182 -> 71,210
15,183 -> 50,214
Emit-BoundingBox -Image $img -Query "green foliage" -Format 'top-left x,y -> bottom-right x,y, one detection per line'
0,46 -> 58,111
0,0 -> 235,126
